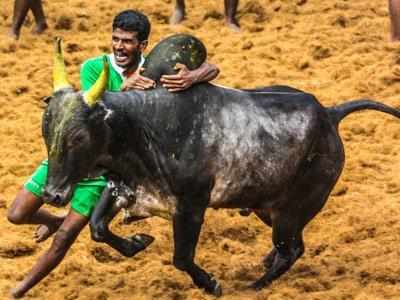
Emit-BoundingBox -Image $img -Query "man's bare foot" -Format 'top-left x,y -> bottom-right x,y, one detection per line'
34,217 -> 64,243
390,35 -> 400,42
8,29 -> 20,40
170,8 -> 185,25
226,19 -> 240,32
31,22 -> 48,35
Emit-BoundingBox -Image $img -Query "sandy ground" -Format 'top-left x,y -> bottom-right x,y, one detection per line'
0,0 -> 400,299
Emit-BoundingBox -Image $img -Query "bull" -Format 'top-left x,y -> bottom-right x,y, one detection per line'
43,36 -> 400,296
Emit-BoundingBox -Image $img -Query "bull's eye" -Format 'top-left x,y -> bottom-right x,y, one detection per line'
67,133 -> 87,149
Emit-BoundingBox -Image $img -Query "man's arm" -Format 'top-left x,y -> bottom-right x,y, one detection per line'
121,67 -> 156,91
160,62 -> 220,92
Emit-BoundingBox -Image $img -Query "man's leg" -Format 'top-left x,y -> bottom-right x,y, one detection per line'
30,0 -> 48,34
389,0 -> 400,41
10,210 -> 88,299
224,0 -> 240,31
170,0 -> 185,25
8,188 -> 64,242
9,0 -> 30,40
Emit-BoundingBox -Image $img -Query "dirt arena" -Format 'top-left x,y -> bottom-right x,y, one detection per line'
0,0 -> 400,299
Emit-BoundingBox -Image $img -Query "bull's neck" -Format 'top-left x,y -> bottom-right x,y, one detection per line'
101,89 -> 174,193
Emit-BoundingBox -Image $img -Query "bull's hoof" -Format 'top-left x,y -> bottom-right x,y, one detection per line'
121,233 -> 155,257
250,278 -> 271,291
262,248 -> 277,269
239,208 -> 252,216
205,279 -> 222,297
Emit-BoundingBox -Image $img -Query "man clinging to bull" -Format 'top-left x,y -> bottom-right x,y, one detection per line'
7,9 -> 219,299
82,9 -> 219,92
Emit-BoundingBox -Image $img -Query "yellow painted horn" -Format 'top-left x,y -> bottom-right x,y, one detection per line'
53,37 -> 71,92
83,56 -> 109,107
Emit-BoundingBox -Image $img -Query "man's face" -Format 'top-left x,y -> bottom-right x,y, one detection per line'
112,28 -> 147,69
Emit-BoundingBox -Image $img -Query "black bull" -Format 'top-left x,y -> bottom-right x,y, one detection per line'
44,46 -> 400,297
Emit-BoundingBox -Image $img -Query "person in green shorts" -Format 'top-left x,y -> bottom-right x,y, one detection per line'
8,9 -> 219,299
7,160 -> 108,298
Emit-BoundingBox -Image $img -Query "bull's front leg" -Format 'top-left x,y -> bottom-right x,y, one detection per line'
172,204 -> 222,297
90,180 -> 154,257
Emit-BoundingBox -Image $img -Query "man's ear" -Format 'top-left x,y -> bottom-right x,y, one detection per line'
139,40 -> 148,52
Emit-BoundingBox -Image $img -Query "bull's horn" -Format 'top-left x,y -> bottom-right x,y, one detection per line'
53,37 -> 71,92
83,56 -> 109,107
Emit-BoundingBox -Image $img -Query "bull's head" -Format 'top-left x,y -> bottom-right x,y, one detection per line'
42,38 -> 110,206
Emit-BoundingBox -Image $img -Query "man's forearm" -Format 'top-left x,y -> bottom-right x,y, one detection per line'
192,62 -> 219,84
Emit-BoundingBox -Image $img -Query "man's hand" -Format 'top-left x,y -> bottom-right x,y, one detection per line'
121,67 -> 156,91
160,63 -> 197,92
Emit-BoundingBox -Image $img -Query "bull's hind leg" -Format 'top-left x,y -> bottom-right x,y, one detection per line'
254,210 -> 304,271
252,134 -> 344,290
252,210 -> 277,268
172,205 -> 222,296
251,211 -> 305,290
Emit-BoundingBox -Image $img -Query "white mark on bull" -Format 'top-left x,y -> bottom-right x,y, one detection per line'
201,100 -> 315,207
124,185 -> 177,220
171,52 -> 182,61
103,106 -> 113,121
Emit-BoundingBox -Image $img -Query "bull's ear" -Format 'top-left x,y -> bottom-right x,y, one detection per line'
83,56 -> 109,107
42,96 -> 52,104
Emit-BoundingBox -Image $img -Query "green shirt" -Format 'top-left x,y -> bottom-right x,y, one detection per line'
80,54 -> 146,91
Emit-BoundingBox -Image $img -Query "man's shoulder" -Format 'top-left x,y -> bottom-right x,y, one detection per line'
81,54 -> 111,72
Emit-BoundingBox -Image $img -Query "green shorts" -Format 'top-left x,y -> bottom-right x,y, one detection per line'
24,160 -> 107,217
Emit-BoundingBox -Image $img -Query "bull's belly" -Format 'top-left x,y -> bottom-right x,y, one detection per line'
208,174 -> 274,209
123,182 -> 263,222
207,153 -> 296,208
124,185 -> 177,221
123,162 -> 294,220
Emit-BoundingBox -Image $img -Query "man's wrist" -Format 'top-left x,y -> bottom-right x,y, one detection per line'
191,69 -> 201,84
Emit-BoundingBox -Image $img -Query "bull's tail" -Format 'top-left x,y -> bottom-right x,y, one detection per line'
327,99 -> 400,127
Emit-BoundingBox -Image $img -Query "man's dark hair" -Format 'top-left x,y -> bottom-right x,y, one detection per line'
112,10 -> 151,42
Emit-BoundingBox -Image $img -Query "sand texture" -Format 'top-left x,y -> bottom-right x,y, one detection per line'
0,0 -> 400,299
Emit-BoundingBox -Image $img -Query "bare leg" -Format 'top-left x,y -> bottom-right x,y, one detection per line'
389,0 -> 400,41
30,0 -> 47,34
170,0 -> 185,25
224,0 -> 240,31
8,188 -> 65,242
10,210 -> 88,299
9,0 -> 31,40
